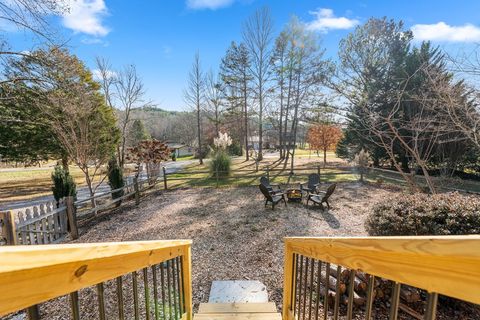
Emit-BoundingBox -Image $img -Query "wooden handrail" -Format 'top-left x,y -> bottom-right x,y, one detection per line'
283,236 -> 480,320
0,240 -> 193,317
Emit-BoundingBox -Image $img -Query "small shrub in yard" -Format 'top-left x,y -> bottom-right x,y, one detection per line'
365,192 -> 480,236
210,150 -> 231,177
107,158 -> 124,202
51,165 -> 77,207
210,132 -> 232,177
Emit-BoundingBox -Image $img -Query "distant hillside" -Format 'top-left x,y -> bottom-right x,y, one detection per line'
131,106 -> 185,117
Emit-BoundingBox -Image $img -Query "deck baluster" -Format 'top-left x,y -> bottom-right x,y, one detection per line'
365,275 -> 375,320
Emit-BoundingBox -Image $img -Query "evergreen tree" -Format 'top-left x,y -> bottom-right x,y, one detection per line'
128,119 -> 150,147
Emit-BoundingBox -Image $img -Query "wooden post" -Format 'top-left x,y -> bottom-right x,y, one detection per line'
163,166 -> 168,190
266,165 -> 270,180
134,177 -> 140,205
282,243 -> 296,320
27,305 -> 40,320
65,196 -> 79,240
181,245 -> 193,320
0,211 -> 18,245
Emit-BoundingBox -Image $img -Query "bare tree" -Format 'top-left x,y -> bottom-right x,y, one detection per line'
271,17 -> 329,171
205,70 -> 223,136
439,46 -> 480,150
114,64 -> 151,168
0,0 -> 68,84
95,57 -> 116,109
184,52 -> 205,164
242,7 -> 274,161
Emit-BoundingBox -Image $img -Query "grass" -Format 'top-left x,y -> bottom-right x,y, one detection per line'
176,155 -> 195,160
0,166 -> 87,203
166,152 -> 357,189
366,168 -> 480,193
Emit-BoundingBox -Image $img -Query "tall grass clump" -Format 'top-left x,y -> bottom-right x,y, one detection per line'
210,132 -> 232,178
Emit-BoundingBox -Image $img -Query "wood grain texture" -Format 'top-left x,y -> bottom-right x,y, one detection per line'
282,244 -> 295,320
182,244 -> 193,320
0,240 -> 192,316
284,236 -> 480,305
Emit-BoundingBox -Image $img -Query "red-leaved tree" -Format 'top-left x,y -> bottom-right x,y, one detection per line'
307,124 -> 343,166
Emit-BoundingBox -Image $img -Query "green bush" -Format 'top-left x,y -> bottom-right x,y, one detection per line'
210,150 -> 231,178
365,192 -> 480,236
51,165 -> 77,206
227,142 -> 242,156
107,158 -> 125,201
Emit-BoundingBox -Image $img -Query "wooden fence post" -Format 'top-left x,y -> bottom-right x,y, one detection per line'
163,166 -> 168,190
0,211 -> 18,245
181,244 -> 193,320
65,196 -> 78,240
134,177 -> 140,205
27,305 -> 40,320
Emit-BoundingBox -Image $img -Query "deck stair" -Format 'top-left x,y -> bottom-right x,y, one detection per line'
195,280 -> 281,320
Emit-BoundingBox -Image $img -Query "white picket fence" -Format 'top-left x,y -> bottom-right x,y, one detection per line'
0,176 -> 158,246
14,200 -> 68,245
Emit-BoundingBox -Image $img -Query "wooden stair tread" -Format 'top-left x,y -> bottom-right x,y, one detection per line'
194,313 -> 281,320
198,303 -> 277,314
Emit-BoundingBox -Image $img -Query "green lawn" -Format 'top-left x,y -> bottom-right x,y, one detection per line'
0,166 -> 86,202
165,156 -> 359,189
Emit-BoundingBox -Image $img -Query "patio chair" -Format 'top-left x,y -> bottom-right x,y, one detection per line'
259,184 -> 287,210
306,183 -> 337,210
300,173 -> 320,197
260,176 -> 283,195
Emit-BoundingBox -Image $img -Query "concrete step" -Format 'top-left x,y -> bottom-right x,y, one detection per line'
208,280 -> 268,303
198,303 -> 277,314
194,313 -> 281,320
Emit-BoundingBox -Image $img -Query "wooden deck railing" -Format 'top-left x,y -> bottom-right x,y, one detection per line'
0,240 -> 193,320
282,236 -> 480,320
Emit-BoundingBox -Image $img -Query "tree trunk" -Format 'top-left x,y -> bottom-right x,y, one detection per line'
243,74 -> 249,161
258,81 -> 263,161
197,105 -> 203,165
323,148 -> 327,167
61,154 -> 69,173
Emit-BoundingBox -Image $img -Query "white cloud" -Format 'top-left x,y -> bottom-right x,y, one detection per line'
81,37 -> 103,44
306,8 -> 359,32
62,0 -> 110,36
92,69 -> 116,80
186,0 -> 234,10
411,22 -> 480,42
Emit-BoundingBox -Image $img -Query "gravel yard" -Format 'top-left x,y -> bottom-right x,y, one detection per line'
75,182 -> 396,310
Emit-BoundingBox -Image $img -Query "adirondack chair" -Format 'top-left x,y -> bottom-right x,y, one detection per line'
300,173 -> 320,197
259,184 -> 287,210
260,176 -> 283,195
306,183 -> 337,210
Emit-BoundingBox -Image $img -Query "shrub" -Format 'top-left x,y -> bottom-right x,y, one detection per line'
210,150 -> 231,177
107,158 -> 124,201
365,192 -> 480,236
51,165 -> 77,206
227,142 -> 242,156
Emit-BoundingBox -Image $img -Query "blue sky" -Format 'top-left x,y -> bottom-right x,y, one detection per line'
6,0 -> 480,110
